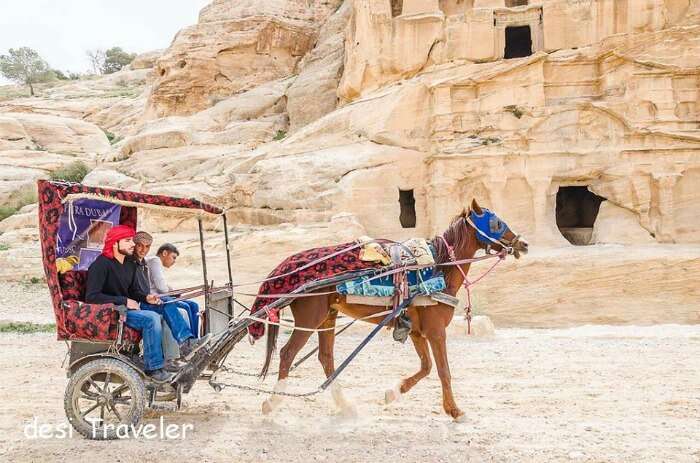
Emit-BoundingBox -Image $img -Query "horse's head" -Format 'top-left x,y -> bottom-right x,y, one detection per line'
468,199 -> 529,259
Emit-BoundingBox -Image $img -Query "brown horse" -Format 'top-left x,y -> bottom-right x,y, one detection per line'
260,199 -> 529,421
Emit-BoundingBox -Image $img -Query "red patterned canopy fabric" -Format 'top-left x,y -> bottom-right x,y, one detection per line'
37,180 -> 222,341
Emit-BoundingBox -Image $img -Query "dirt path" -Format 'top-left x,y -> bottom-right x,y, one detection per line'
1,323 -> 698,462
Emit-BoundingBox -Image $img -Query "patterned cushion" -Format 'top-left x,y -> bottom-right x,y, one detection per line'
61,301 -> 141,343
58,270 -> 140,343
59,270 -> 87,301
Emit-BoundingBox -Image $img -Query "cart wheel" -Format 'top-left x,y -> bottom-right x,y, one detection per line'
64,358 -> 145,440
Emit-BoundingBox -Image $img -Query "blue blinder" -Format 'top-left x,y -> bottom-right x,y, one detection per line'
469,209 -> 508,244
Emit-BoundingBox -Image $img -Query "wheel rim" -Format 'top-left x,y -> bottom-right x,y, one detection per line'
73,370 -> 135,429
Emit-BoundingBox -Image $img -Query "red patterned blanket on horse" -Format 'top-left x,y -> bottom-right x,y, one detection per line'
248,242 -> 383,339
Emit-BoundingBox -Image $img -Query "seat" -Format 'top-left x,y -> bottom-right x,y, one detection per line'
58,271 -> 141,344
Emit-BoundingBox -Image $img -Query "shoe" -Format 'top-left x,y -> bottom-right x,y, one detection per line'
179,334 -> 211,360
146,368 -> 175,383
164,359 -> 185,372
393,313 -> 412,343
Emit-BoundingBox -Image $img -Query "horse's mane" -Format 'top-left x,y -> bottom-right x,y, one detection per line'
430,209 -> 472,264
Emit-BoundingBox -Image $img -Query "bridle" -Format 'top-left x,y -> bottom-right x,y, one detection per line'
465,213 -> 522,256
438,215 -> 512,334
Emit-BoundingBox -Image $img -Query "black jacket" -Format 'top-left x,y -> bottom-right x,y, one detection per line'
85,254 -> 148,305
132,257 -> 151,298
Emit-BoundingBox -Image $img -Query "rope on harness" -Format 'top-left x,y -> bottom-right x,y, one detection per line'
439,236 -> 506,334
242,310 -> 392,332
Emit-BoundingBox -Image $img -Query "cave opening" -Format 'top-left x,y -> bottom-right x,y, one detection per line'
506,0 -> 529,7
504,25 -> 533,59
390,0 -> 403,17
556,186 -> 605,245
399,189 -> 416,228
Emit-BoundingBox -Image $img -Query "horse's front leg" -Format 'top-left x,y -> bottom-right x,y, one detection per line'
261,328 -> 313,415
427,329 -> 464,421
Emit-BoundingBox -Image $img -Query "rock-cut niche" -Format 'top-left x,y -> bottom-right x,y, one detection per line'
556,186 -> 605,245
391,0 -> 403,17
399,189 -> 416,228
504,25 -> 533,59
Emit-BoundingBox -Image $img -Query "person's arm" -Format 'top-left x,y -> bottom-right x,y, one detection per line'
128,263 -> 149,304
85,259 -> 127,306
149,258 -> 170,294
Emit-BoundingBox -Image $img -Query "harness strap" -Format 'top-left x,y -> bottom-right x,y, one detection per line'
440,224 -> 507,335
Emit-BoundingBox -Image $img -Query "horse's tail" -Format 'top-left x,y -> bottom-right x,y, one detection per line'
260,324 -> 279,379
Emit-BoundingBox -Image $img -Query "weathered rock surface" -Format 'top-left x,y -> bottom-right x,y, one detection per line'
1,0 -> 700,327
144,0 -> 343,118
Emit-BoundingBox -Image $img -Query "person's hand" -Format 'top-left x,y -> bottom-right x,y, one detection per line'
146,294 -> 162,305
126,298 -> 140,310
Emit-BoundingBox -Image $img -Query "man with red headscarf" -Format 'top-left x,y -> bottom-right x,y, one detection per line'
85,225 -> 207,381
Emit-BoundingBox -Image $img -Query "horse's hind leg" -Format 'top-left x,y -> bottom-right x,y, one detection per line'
261,296 -> 327,416
385,332 -> 432,404
317,310 -> 356,417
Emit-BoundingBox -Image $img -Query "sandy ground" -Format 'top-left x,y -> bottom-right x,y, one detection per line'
1,285 -> 698,463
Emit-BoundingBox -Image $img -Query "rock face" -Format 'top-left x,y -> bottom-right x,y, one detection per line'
144,0 -> 343,118
1,0 -> 700,325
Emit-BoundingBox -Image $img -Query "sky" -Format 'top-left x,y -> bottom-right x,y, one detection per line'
0,0 -> 210,83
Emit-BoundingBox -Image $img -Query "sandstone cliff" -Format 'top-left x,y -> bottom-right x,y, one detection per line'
1,0 -> 700,326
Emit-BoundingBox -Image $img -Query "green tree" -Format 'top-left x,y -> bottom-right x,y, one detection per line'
102,47 -> 136,74
0,47 -> 55,96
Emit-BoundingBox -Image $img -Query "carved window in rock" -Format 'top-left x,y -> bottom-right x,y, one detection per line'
391,0 -> 403,17
505,0 -> 528,7
504,25 -> 532,59
555,186 -> 605,245
399,189 -> 416,228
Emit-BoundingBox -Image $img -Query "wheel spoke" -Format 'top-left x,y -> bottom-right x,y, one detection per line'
113,396 -> 131,404
79,394 -> 99,402
107,402 -> 122,422
99,404 -> 105,422
80,385 -> 100,399
87,377 -> 101,393
103,372 -> 112,392
80,402 -> 101,418
111,383 -> 129,397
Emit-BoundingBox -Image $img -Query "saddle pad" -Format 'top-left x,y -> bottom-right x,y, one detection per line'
336,268 -> 446,298
346,295 -> 438,306
345,293 -> 459,308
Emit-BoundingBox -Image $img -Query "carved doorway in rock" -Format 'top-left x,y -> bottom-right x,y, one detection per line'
504,25 -> 533,59
399,189 -> 416,228
556,186 -> 605,245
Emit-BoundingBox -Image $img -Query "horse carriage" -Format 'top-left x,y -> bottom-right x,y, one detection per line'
38,180 -> 528,440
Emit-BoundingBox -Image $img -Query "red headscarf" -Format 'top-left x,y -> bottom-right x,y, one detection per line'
102,225 -> 136,259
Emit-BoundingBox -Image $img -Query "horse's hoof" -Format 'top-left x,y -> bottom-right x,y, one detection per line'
384,385 -> 402,404
261,400 -> 273,415
453,412 -> 467,423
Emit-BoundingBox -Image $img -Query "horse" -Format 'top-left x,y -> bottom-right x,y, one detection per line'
259,199 -> 529,421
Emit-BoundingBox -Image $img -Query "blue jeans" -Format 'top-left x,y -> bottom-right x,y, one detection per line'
124,310 -> 164,371
177,300 -> 200,338
140,301 -> 194,344
161,297 -> 200,338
